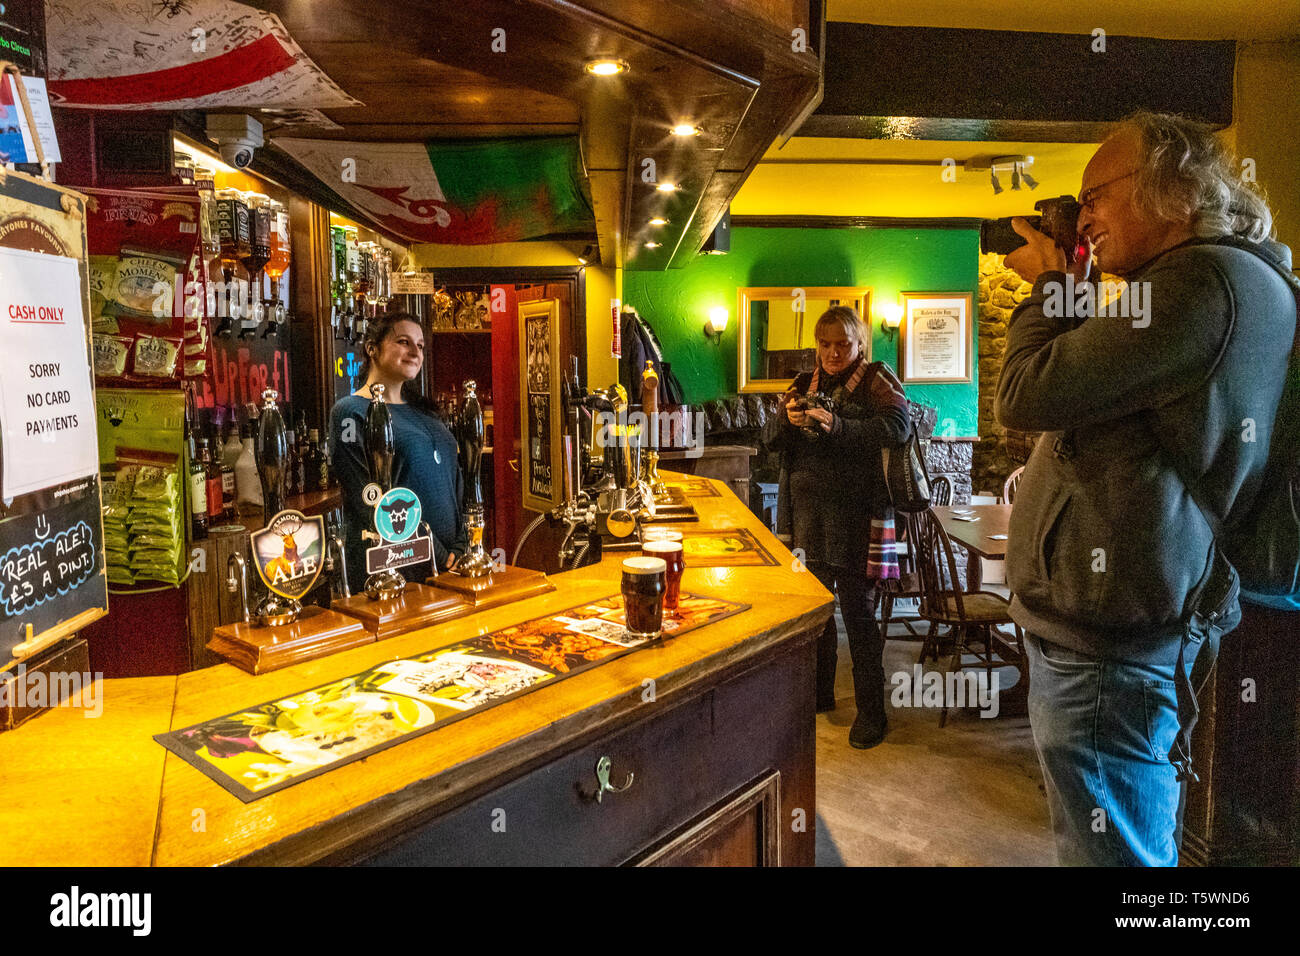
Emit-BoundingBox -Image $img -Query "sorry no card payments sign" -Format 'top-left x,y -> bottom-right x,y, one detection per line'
0,246 -> 98,498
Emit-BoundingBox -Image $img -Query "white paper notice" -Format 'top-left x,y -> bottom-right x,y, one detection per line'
0,247 -> 97,497
2,75 -> 63,163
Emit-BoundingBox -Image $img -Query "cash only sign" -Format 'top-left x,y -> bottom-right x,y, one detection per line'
0,218 -> 107,662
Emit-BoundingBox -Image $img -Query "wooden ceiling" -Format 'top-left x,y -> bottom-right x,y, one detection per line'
255,0 -> 823,269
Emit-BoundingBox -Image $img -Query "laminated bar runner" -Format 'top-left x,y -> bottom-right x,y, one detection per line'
156,592 -> 748,801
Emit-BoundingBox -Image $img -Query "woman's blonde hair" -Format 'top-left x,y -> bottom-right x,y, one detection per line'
1119,110 -> 1274,242
813,305 -> 869,357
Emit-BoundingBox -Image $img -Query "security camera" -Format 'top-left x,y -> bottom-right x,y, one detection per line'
205,113 -> 264,170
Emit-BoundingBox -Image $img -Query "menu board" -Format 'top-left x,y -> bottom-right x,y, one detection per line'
0,171 -> 107,661
519,298 -> 561,512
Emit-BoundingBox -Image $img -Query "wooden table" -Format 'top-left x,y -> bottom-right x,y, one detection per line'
0,472 -> 832,867
932,504 -> 1011,592
931,505 -> 1011,561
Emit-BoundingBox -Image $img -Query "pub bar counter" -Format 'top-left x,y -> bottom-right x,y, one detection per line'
0,473 -> 830,867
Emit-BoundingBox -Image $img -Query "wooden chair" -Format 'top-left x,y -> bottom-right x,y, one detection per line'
930,474 -> 953,506
1002,466 -> 1024,505
879,515 -> 925,639
910,508 -> 1024,726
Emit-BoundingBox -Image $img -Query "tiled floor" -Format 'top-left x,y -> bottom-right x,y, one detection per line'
814,602 -> 1056,866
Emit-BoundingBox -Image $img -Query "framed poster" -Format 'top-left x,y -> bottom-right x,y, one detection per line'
899,292 -> 973,384
0,166 -> 108,665
519,298 -> 562,512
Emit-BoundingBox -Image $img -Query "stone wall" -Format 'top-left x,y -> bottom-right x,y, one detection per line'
973,252 -> 1033,497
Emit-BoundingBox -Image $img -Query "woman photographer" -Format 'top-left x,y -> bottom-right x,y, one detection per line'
762,306 -> 910,748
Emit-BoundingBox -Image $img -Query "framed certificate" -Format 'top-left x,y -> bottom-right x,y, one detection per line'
899,292 -> 973,384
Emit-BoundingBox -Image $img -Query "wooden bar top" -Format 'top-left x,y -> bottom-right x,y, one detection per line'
0,472 -> 832,866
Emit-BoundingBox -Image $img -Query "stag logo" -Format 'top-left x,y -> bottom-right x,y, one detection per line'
374,488 -> 422,544
251,510 -> 325,600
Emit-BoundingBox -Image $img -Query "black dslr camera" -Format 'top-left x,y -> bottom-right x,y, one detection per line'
794,392 -> 836,440
980,195 -> 1087,265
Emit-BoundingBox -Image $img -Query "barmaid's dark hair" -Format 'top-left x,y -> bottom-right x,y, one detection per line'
358,311 -> 436,413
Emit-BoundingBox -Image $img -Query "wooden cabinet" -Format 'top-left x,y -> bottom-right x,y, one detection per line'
355,635 -> 814,866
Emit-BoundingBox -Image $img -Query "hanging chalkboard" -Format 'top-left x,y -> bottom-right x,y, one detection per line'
0,162 -> 107,664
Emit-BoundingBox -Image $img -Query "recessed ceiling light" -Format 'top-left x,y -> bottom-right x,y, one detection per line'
645,241 -> 661,248
585,58 -> 628,76
649,217 -> 668,226
671,124 -> 700,137
656,182 -> 677,192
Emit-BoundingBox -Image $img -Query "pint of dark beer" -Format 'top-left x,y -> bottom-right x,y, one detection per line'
643,539 -> 683,613
621,556 -> 666,640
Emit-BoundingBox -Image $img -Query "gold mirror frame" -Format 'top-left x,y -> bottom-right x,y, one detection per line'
737,286 -> 872,393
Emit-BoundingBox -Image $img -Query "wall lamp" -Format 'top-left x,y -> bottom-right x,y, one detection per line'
880,303 -> 903,341
704,307 -> 728,341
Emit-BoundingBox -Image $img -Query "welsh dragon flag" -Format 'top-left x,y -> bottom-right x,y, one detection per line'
275,137 -> 594,245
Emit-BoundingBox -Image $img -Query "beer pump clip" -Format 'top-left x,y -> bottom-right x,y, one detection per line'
359,382 -> 435,598
224,389 -> 329,625
212,390 -> 369,674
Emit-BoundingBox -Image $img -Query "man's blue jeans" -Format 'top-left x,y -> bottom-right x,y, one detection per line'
1025,633 -> 1192,866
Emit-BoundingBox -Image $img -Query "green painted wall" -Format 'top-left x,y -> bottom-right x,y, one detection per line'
622,226 -> 980,436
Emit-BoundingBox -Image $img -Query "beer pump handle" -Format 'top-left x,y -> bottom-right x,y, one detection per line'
327,533 -> 350,600
227,553 -> 250,623
419,520 -> 437,578
255,389 -> 288,521
460,379 -> 485,511
641,361 -> 659,418
364,382 -> 395,491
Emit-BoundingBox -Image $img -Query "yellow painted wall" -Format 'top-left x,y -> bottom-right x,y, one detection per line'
1231,40 -> 1300,259
410,241 -> 619,384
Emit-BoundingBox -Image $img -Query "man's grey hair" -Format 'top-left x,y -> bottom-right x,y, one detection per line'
1119,111 -> 1274,242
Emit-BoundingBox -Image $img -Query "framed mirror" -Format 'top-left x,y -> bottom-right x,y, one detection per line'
737,286 -> 871,392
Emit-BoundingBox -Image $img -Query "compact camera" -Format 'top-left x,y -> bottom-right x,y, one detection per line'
980,195 -> 1088,265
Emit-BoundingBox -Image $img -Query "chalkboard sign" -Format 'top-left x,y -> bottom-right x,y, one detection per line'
0,167 -> 107,663
519,298 -> 561,512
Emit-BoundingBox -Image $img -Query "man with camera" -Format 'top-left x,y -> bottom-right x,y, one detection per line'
994,111 -> 1297,866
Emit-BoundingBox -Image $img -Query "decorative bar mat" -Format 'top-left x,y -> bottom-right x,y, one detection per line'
155,592 -> 749,802
668,477 -> 721,497
680,528 -> 778,567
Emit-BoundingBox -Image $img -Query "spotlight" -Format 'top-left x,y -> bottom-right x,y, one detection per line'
649,217 -> 668,226
990,168 -> 1003,195
671,124 -> 701,137
656,182 -> 677,193
585,58 -> 628,76
1011,165 -> 1022,191
577,243 -> 596,265
1021,166 -> 1039,190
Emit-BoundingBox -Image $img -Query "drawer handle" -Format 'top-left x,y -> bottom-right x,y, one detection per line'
594,755 -> 634,804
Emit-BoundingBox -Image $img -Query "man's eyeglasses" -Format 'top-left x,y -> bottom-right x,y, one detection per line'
1079,170 -> 1139,213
